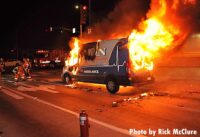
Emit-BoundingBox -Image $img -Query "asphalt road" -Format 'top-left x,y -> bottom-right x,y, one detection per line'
0,66 -> 200,137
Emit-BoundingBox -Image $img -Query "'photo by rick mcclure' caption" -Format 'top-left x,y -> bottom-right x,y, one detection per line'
129,128 -> 198,136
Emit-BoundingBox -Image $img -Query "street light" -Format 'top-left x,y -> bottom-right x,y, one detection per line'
75,5 -> 79,9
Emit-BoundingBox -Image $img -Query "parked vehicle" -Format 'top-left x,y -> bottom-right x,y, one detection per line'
61,38 -> 154,94
33,50 -> 65,69
4,59 -> 21,68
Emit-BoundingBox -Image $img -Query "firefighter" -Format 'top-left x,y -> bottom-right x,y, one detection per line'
26,58 -> 32,78
23,58 -> 31,79
0,58 -> 5,77
13,63 -> 25,81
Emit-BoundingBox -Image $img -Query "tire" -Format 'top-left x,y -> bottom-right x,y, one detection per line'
63,73 -> 72,85
106,77 -> 119,94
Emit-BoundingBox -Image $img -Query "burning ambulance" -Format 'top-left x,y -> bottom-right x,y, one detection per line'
61,38 -> 154,94
61,0 -> 199,94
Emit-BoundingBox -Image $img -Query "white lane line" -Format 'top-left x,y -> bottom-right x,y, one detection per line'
38,85 -> 59,93
3,87 -> 138,137
17,83 -> 59,93
7,80 -> 14,83
1,88 -> 24,100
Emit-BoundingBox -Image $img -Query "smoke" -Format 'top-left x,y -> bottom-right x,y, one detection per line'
155,0 -> 200,49
81,0 -> 200,43
170,0 -> 200,34
82,0 -> 150,42
154,0 -> 200,35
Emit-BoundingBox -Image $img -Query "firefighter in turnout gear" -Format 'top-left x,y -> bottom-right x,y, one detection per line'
23,58 -> 32,79
0,58 -> 5,77
13,63 -> 25,81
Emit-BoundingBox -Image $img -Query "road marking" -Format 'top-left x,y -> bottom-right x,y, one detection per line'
38,85 -> 59,93
1,79 -> 14,83
3,87 -> 137,137
1,88 -> 24,100
17,83 -> 59,93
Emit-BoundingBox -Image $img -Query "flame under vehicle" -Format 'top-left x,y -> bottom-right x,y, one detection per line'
61,38 -> 154,94
33,50 -> 65,68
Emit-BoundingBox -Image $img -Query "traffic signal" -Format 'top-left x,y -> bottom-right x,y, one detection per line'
81,5 -> 87,24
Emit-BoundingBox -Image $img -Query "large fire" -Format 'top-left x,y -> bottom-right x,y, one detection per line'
128,18 -> 176,71
66,0 -> 197,72
126,0 -> 195,71
128,18 -> 178,70
65,38 -> 80,74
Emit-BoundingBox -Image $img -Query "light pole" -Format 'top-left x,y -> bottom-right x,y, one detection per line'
89,0 -> 91,26
80,5 -> 83,39
75,4 -> 88,39
74,5 -> 82,38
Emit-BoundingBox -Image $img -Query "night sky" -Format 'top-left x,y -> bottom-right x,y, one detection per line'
0,0 -> 119,57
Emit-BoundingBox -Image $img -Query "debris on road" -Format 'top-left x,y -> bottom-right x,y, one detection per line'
86,88 -> 93,92
112,102 -> 118,107
140,92 -> 148,98
153,91 -> 169,96
112,91 -> 169,107
177,104 -> 184,108
96,108 -> 103,112
64,84 -> 77,89
188,90 -> 200,94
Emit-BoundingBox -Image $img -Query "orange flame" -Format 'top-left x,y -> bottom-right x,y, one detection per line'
65,38 -> 80,74
128,0 -> 181,71
128,18 -> 179,71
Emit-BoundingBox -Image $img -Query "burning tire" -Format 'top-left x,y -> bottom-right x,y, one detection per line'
106,77 -> 119,94
63,73 -> 72,85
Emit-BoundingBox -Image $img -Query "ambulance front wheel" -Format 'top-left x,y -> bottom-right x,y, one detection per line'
63,73 -> 72,85
106,78 -> 119,94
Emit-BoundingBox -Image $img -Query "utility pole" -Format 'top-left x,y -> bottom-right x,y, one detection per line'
79,5 -> 83,39
80,24 -> 83,39
80,5 -> 87,39
75,4 -> 87,38
89,0 -> 91,26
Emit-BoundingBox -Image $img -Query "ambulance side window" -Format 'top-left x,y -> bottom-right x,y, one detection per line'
109,46 -> 117,65
118,47 -> 129,65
